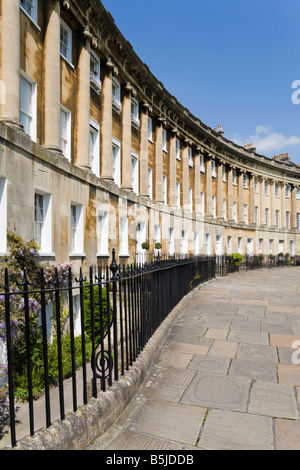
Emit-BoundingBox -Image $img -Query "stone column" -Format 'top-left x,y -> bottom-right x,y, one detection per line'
238,170 -> 244,223
292,185 -> 297,229
227,166 -> 234,222
100,59 -> 114,181
169,130 -> 177,208
205,156 -> 213,217
43,0 -> 61,151
270,180 -> 276,228
0,0 -> 21,126
76,31 -> 91,169
139,103 -> 151,197
194,150 -> 201,214
182,141 -> 190,211
121,83 -> 134,190
249,174 -> 255,226
154,118 -> 164,203
217,162 -> 223,219
281,182 -> 286,228
260,177 -> 266,226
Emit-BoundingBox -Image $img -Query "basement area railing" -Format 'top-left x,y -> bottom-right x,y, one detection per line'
0,251 -> 216,448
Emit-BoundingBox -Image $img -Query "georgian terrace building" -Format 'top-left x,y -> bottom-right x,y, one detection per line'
1,0 -> 300,272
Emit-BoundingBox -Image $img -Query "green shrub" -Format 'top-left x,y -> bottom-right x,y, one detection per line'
83,283 -> 112,346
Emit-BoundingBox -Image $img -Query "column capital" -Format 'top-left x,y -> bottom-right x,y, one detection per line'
125,82 -> 137,96
142,102 -> 153,113
106,58 -> 118,76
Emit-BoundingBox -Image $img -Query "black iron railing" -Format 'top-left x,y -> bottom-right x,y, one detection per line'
0,251 -> 216,448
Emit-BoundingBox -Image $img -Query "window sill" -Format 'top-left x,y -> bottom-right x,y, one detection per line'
96,253 -> 110,258
60,54 -> 74,69
119,253 -> 130,258
20,6 -> 41,31
39,252 -> 56,258
69,253 -> 86,258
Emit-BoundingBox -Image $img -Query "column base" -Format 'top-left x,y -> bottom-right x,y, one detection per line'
0,117 -> 23,130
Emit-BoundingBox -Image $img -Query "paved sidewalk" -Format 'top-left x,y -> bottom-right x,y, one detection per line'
88,267 -> 300,451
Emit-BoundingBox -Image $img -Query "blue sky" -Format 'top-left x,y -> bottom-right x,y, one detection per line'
101,0 -> 300,164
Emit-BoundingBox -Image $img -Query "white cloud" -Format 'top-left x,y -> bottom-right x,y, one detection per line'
231,126 -> 300,155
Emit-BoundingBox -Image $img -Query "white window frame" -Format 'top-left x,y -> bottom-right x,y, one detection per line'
97,210 -> 109,256
264,180 -> 269,196
163,175 -> 167,204
34,191 -> 53,255
211,160 -> 216,178
70,203 -> 85,256
90,51 -> 102,94
259,238 -> 263,255
276,210 -> 280,228
20,0 -> 38,26
222,165 -> 226,182
60,105 -> 71,161
227,236 -> 232,255
90,118 -> 100,177
162,129 -> 167,152
154,225 -> 161,250
297,213 -> 300,230
112,138 -> 121,187
290,240 -> 295,257
297,187 -> 300,200
168,228 -> 175,255
119,216 -> 129,256
131,97 -> 140,128
148,117 -> 153,142
244,204 -> 248,224
200,154 -> 205,173
269,239 -> 273,255
176,139 -> 181,160
212,195 -> 216,218
205,233 -> 211,256
200,192 -> 205,216
176,181 -> 181,208
188,147 -> 193,167
148,167 -> 153,199
180,230 -> 188,256
20,71 -> 37,142
131,150 -> 139,194
254,177 -> 258,192
265,208 -> 269,226
0,178 -> 7,255
60,18 -> 72,65
189,188 -> 193,212
285,184 -> 291,198
255,206 -> 259,225
112,77 -> 122,113
232,170 -> 237,185
275,182 -> 279,197
233,201 -> 237,223
238,237 -> 242,255
193,231 -> 199,256
216,235 -> 222,256
243,174 -> 248,188
286,211 -> 291,229
223,199 -> 227,220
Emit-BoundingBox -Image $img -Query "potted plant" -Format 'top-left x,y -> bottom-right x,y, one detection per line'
155,242 -> 162,250
141,241 -> 150,250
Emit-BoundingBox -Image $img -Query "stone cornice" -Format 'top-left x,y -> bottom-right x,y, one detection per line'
68,0 -> 300,183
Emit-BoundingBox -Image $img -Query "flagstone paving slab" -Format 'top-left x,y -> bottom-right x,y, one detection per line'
130,400 -> 206,445
248,381 -> 299,419
198,409 -> 274,450
229,359 -> 278,382
236,343 -> 278,362
274,419 -> 300,450
180,373 -> 251,412
277,363 -> 300,386
227,330 -> 269,346
187,355 -> 230,374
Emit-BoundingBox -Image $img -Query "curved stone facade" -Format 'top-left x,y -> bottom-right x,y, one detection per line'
0,0 -> 300,270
